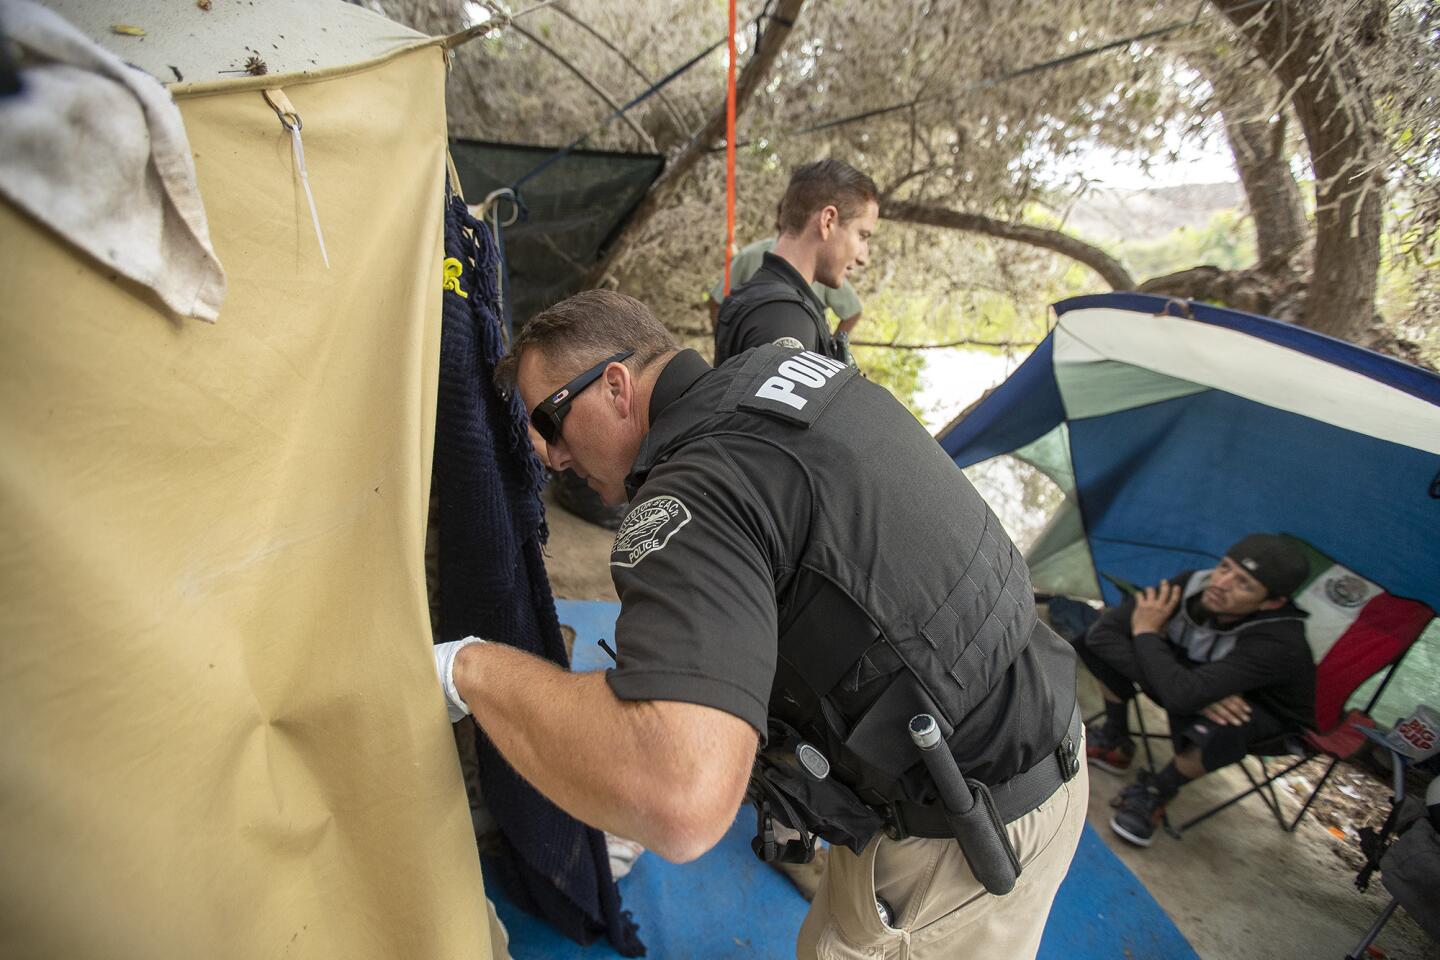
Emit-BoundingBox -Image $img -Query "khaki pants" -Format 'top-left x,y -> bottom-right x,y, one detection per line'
796,744 -> 1089,960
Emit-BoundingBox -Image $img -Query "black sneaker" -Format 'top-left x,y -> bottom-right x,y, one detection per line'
1109,780 -> 1167,847
1085,725 -> 1136,775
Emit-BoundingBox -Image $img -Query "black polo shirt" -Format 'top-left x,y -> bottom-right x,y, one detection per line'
601,347 -> 1073,790
714,252 -> 830,364
604,349 -> 797,735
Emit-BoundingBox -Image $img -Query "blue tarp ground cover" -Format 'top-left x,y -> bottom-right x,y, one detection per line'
488,812 -> 813,959
487,601 -> 1198,959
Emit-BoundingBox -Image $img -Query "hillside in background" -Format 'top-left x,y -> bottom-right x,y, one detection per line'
1064,181 -> 1246,243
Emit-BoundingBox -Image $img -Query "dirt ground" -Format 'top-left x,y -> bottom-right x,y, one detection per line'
1075,678 -> 1431,960
538,484 -> 1434,960
539,484 -> 620,602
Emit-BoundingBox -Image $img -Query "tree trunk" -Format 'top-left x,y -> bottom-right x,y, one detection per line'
1212,0 -> 1384,341
1216,83 -> 1307,272
589,0 -> 807,285
880,199 -> 1136,290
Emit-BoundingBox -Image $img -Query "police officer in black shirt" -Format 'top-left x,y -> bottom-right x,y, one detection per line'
436,290 -> 1086,960
713,159 -> 877,366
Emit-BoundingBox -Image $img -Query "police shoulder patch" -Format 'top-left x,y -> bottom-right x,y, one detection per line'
736,349 -> 855,425
610,495 -> 692,568
772,336 -> 805,350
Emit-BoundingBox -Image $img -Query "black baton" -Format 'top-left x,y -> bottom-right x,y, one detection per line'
909,714 -> 1020,895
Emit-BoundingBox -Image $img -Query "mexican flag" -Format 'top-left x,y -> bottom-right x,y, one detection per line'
1285,539 -> 1434,732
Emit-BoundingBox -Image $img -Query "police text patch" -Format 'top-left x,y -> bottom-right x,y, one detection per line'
738,349 -> 854,425
610,496 -> 692,568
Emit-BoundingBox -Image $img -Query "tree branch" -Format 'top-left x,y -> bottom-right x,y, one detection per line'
551,3 -> 691,139
1211,0 -> 1383,340
588,0 -> 808,285
880,164 -> 949,199
879,198 -> 1136,290
850,337 -> 1039,350
1136,263 -> 1307,322
1196,51 -> 1308,274
501,17 -> 657,151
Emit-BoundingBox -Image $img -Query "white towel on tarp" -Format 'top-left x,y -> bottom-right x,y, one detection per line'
0,0 -> 225,321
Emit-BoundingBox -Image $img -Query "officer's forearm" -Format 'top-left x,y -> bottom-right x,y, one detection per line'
451,642 -> 750,861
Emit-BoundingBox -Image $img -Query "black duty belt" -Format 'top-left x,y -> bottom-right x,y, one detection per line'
887,702 -> 1082,840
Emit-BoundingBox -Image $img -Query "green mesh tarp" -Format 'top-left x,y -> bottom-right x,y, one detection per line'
449,139 -> 664,328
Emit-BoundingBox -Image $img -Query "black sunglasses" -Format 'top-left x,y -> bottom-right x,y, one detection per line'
531,349 -> 635,444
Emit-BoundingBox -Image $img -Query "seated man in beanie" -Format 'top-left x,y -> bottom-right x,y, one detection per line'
1074,534 -> 1314,846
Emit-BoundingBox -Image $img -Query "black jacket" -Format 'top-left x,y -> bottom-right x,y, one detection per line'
1085,570 -> 1315,730
713,253 -> 839,365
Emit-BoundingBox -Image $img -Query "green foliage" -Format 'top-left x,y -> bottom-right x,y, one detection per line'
393,0 -> 1437,365
847,203 -> 1278,416
845,285 -> 1048,418
1114,209 -> 1257,278
1377,217 -> 1440,366
845,291 -> 933,419
852,345 -> 925,421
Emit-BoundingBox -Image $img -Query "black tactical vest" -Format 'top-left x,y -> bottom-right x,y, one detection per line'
628,346 -> 1077,852
713,279 -> 844,367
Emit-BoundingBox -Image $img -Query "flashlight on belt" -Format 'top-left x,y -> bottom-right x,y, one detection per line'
909,714 -> 1020,895
909,714 -> 975,811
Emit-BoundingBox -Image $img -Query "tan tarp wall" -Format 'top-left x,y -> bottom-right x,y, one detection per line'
0,44 -> 498,959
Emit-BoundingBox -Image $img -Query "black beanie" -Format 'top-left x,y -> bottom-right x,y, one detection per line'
1224,534 -> 1310,598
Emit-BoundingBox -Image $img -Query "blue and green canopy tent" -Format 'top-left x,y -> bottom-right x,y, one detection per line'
938,293 -> 1440,716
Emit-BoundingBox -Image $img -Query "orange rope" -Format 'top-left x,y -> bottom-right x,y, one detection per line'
722,0 -> 737,298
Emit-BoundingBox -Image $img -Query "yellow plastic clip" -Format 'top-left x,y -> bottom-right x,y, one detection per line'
442,257 -> 468,299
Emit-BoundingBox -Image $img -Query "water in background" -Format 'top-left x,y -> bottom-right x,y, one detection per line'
916,347 -> 1063,552
915,347 -> 1437,728
915,347 -> 1019,436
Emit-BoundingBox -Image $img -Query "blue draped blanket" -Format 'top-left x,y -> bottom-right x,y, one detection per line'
434,193 -> 644,956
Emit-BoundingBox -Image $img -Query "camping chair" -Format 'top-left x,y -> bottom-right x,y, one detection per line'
1080,537 -> 1437,837
1344,731 -> 1440,959
1162,593 -> 1432,837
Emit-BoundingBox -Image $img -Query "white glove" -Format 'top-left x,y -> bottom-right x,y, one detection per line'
433,637 -> 487,722
605,833 -> 646,880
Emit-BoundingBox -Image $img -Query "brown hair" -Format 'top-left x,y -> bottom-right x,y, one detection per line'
777,159 -> 879,235
494,289 -> 677,389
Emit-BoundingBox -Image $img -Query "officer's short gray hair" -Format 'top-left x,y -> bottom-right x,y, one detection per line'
495,289 -> 677,390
